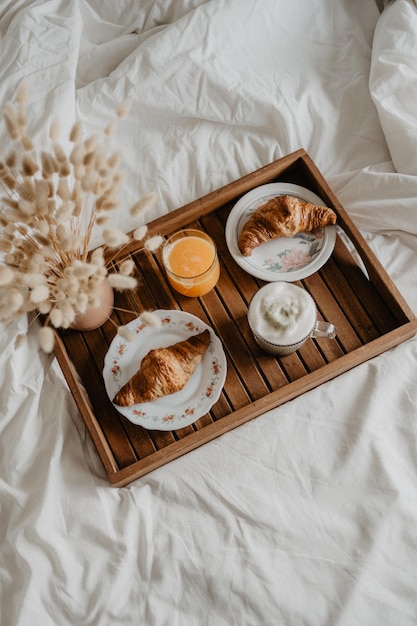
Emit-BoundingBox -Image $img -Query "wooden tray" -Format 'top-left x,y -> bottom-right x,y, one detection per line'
53,149 -> 417,486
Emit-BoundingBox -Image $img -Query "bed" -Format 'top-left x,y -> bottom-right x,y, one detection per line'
2,0 -> 417,624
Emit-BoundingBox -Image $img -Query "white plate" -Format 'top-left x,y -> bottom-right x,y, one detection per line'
225,183 -> 336,281
103,310 -> 227,431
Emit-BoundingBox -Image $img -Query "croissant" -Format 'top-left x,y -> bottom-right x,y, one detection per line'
238,194 -> 337,256
113,329 -> 211,407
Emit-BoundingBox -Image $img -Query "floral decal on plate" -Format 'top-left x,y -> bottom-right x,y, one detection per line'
110,341 -> 128,383
262,230 -> 324,273
109,314 -> 204,386
103,310 -> 227,431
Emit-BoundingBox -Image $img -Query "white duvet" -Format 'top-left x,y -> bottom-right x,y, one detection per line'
1,1 -> 417,624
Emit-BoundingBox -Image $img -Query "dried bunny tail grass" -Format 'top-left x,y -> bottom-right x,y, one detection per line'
104,119 -> 118,137
3,287 -> 24,312
129,192 -> 157,219
53,142 -> 68,164
18,199 -> 36,216
38,325 -> 55,353
84,133 -> 100,151
133,225 -> 148,241
21,134 -> 34,151
95,214 -> 110,226
35,179 -> 50,201
55,201 -> 76,222
83,150 -> 97,171
117,100 -> 132,119
94,156 -> 109,177
41,151 -> 58,178
107,273 -> 137,291
20,272 -> 48,287
71,261 -> 97,278
113,170 -> 126,183
6,150 -> 17,168
59,161 -> 71,177
28,251 -> 47,270
3,222 -> 17,236
117,325 -> 135,342
38,301 -> 53,315
16,103 -> 27,132
2,174 -> 17,190
55,222 -> 68,242
14,237 -> 34,255
49,118 -> 59,140
144,235 -> 164,252
102,228 -> 130,248
98,199 -> 119,213
0,237 -> 13,252
70,143 -> 85,167
3,103 -> 21,140
21,154 -> 39,177
17,178 -> 37,202
83,150 -> 100,172
81,171 -> 97,193
118,259 -> 135,276
61,233 -> 82,252
107,150 -> 122,170
39,244 -> 58,259
0,172 -> 16,190
33,221 -> 50,236
56,178 -> 71,200
29,284 -> 50,304
70,121 -> 83,143
90,247 -> 105,265
75,292 -> 89,313
0,93 -> 160,348
49,307 -> 63,328
0,266 -> 14,286
140,311 -> 161,327
1,198 -> 17,214
59,301 -> 76,327
16,81 -> 28,104
92,177 -> 109,197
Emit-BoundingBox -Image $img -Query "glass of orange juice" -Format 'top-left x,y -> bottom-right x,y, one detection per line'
162,229 -> 220,297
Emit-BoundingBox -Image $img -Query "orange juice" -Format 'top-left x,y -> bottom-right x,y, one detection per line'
163,230 -> 220,297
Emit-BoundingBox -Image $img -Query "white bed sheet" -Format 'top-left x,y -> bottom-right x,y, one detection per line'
1,1 -> 417,624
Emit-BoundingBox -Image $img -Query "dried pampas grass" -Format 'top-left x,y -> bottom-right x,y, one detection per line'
38,326 -> 55,354
0,84 -> 163,352
140,311 -> 162,328
117,325 -> 135,342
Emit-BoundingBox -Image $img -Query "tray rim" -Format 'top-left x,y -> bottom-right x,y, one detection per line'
54,149 -> 417,487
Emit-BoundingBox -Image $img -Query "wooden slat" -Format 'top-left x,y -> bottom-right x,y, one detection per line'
330,236 -> 399,335
302,273 -> 363,353
60,330 -> 138,468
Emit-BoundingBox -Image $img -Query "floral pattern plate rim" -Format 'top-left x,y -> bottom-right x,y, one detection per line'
102,310 -> 227,431
225,183 -> 336,282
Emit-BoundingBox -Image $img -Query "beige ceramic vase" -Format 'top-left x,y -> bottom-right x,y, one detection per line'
70,279 -> 114,331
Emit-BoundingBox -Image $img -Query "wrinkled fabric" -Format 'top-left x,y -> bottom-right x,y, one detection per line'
1,1 -> 417,625
370,0 -> 417,176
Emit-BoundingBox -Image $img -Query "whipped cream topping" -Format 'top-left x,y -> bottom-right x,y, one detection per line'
248,282 -> 316,345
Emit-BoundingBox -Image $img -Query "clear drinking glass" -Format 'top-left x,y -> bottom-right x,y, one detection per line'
162,229 -> 220,297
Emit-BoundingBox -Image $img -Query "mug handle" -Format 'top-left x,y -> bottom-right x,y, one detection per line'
312,320 -> 337,339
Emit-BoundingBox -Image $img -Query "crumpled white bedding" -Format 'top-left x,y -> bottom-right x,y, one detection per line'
1,1 -> 417,624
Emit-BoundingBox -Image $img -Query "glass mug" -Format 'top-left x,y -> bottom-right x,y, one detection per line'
162,229 -> 220,297
247,282 -> 336,356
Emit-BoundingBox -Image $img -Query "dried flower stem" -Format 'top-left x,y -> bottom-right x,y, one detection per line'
0,86 -> 162,352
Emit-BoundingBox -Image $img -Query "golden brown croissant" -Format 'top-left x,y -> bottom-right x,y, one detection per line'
113,329 -> 211,407
238,194 -> 337,256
